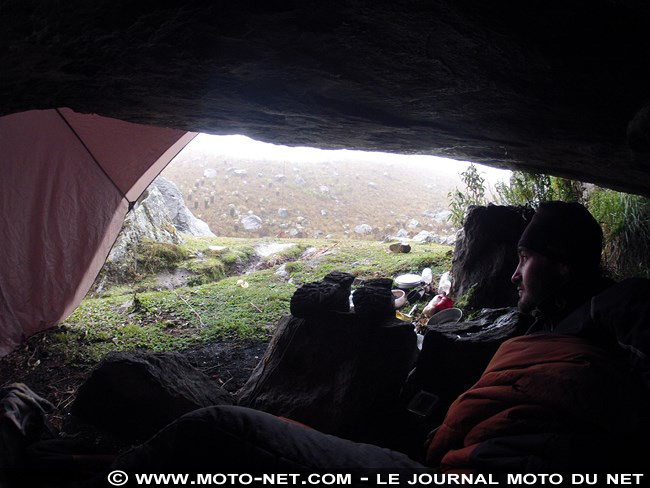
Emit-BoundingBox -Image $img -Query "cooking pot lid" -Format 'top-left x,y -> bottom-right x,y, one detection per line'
394,273 -> 422,288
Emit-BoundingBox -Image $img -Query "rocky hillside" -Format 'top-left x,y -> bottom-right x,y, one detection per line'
160,142 -> 462,240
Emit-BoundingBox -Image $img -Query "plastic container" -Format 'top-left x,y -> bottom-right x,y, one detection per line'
392,289 -> 406,308
438,271 -> 452,295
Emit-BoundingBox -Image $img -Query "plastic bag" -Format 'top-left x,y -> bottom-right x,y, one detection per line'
422,293 -> 453,318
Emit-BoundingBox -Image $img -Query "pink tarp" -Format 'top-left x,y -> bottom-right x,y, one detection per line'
0,108 -> 196,356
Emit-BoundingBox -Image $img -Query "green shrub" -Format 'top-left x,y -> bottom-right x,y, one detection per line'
588,189 -> 626,239
551,177 -> 586,203
448,164 -> 486,226
588,189 -> 650,279
283,261 -> 303,274
494,172 -> 585,208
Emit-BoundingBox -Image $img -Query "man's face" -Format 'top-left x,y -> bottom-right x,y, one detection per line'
511,247 -> 566,313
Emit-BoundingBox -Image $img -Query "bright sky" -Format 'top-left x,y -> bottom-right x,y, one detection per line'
189,133 -> 512,186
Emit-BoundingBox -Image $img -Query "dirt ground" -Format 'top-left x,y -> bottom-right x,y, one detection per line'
0,330 -> 269,436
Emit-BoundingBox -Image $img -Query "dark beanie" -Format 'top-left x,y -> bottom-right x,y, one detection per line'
518,201 -> 603,272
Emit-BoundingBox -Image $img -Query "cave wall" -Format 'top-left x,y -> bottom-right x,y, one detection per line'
3,1 -> 650,196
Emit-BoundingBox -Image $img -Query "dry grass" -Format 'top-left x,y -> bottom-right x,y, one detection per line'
161,151 -> 460,239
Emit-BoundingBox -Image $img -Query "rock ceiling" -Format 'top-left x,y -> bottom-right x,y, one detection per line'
3,1 -> 650,196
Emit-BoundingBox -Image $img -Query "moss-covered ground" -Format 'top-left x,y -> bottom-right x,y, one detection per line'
51,237 -> 452,365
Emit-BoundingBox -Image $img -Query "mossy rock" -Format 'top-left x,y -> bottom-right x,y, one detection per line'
137,241 -> 189,273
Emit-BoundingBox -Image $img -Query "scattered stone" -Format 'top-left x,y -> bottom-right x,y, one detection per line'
368,182 -> 377,189
354,223 -> 373,235
203,168 -> 217,178
275,263 -> 289,278
255,242 -> 296,257
208,245 -> 228,252
412,230 -> 439,243
389,242 -> 411,253
440,234 -> 457,246
434,210 -> 453,224
233,169 -> 248,176
396,228 -> 409,238
275,174 -> 285,181
320,209 -> 328,216
278,208 -> 289,218
319,185 -> 330,194
299,247 -> 317,259
407,219 -> 419,229
240,214 -> 263,231
294,175 -> 306,186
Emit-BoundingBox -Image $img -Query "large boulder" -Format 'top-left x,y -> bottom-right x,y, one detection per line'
241,214 -> 263,231
238,273 -> 418,447
96,179 -> 214,286
151,177 -> 214,237
72,352 -> 233,441
433,210 -> 452,224
451,205 -> 533,309
412,230 -> 440,244
100,185 -> 183,284
354,223 -> 373,235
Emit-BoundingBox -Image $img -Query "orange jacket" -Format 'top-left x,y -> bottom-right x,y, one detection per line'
427,334 -> 650,473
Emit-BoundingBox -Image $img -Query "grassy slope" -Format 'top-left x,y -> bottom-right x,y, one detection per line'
54,237 -> 452,364
160,151 -> 459,239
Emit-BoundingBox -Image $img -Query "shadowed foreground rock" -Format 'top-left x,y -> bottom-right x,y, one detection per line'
72,352 -> 232,441
238,273 -> 417,447
403,307 -> 532,426
451,205 -> 534,309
